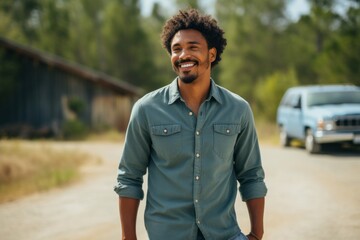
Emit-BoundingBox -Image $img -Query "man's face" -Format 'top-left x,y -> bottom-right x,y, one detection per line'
170,29 -> 216,84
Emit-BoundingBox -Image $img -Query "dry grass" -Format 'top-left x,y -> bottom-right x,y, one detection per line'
255,120 -> 279,146
0,140 -> 92,203
86,130 -> 125,142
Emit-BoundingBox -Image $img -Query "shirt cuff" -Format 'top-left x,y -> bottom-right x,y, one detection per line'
114,184 -> 144,200
239,181 -> 267,201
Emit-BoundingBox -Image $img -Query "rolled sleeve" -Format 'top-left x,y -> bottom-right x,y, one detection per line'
239,181 -> 267,201
114,169 -> 145,199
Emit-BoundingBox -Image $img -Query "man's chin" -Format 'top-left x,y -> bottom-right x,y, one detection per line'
179,75 -> 197,84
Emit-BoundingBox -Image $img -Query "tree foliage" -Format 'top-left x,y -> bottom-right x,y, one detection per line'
254,68 -> 299,121
0,0 -> 359,121
216,0 -> 288,102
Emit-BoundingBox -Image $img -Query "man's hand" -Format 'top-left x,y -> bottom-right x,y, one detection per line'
246,232 -> 261,240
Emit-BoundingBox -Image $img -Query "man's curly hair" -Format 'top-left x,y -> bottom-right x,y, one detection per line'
161,9 -> 227,68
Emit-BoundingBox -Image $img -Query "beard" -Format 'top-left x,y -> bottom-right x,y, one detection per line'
179,73 -> 197,84
173,55 -> 210,84
172,60 -> 198,84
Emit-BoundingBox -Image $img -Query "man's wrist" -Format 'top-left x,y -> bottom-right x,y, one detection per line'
248,231 -> 261,240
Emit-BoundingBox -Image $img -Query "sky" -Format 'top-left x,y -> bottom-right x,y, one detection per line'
140,0 -> 311,21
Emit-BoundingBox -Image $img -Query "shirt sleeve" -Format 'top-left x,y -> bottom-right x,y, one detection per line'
233,103 -> 267,201
114,100 -> 150,200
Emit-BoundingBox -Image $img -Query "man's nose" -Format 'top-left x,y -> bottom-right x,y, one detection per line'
179,49 -> 190,59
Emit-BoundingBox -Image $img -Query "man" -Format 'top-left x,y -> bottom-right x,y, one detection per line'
114,9 -> 267,240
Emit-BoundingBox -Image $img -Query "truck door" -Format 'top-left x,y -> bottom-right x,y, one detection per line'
287,94 -> 303,138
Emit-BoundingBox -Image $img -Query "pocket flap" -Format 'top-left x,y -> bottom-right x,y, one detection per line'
151,124 -> 181,136
214,124 -> 241,135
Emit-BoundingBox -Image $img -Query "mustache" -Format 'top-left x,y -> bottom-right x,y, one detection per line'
175,58 -> 198,66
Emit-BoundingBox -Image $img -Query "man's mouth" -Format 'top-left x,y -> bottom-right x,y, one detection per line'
180,62 -> 195,68
177,61 -> 197,70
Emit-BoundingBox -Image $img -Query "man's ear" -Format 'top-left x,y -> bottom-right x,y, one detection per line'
209,47 -> 217,63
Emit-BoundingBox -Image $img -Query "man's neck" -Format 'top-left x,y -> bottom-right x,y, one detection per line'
178,77 -> 211,116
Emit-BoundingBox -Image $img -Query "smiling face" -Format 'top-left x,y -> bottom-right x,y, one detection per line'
170,29 -> 216,84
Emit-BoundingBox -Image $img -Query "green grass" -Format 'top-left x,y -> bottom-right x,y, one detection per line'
0,140 -> 92,203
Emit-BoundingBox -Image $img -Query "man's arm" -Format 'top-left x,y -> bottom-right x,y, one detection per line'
246,197 -> 265,240
119,197 -> 140,240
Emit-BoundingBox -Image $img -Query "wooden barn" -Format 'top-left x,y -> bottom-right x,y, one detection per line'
0,37 -> 144,138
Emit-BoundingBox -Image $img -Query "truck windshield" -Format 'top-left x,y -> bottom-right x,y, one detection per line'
307,91 -> 360,107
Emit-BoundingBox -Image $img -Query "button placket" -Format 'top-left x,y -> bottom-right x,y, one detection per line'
193,103 -> 207,229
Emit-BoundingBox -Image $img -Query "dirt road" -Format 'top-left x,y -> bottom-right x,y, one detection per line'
0,142 -> 359,240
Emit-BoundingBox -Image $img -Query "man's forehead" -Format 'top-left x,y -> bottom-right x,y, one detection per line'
171,29 -> 207,46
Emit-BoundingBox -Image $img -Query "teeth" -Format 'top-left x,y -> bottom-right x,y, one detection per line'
180,63 -> 195,68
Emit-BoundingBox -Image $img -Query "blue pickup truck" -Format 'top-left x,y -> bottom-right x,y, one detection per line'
276,85 -> 360,153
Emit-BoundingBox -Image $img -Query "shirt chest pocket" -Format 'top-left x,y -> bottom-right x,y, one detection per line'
213,124 -> 241,160
151,124 -> 182,160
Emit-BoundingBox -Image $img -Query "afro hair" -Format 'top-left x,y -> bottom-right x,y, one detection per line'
161,9 -> 227,68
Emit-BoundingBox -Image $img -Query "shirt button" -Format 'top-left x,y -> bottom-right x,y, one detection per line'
196,153 -> 200,158
196,131 -> 200,135
189,111 -> 193,116
163,129 -> 168,134
195,199 -> 198,203
197,220 -> 201,224
226,129 -> 230,134
195,176 -> 200,180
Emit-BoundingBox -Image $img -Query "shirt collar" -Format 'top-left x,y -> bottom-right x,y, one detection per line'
168,77 -> 223,105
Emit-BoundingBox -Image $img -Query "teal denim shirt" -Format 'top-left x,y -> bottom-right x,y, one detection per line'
114,78 -> 267,240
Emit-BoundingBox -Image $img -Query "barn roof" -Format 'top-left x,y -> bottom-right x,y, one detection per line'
0,37 -> 144,96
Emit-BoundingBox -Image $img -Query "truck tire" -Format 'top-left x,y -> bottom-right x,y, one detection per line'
305,128 -> 321,154
280,126 -> 291,147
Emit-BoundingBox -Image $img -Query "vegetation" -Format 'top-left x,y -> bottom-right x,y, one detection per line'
0,0 -> 359,122
0,140 -> 94,203
62,120 -> 88,140
86,129 -> 125,142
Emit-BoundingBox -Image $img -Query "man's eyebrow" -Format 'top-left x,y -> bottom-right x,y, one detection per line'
188,41 -> 200,45
171,41 -> 201,48
171,43 -> 181,48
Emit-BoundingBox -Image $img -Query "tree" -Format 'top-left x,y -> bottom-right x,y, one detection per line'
0,0 -> 40,43
254,68 -> 299,121
101,0 -> 157,89
216,0 -> 288,102
176,0 -> 200,9
36,0 -> 72,57
142,3 -> 177,89
315,1 -> 360,84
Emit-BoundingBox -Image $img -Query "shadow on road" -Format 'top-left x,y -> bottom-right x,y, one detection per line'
320,144 -> 360,158
286,142 -> 360,158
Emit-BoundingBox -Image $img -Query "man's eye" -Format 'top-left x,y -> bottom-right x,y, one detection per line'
172,48 -> 181,53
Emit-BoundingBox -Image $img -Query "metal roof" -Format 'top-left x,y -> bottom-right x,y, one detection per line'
0,37 -> 144,97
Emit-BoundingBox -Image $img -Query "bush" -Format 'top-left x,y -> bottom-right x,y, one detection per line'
67,97 -> 85,115
254,68 -> 299,121
62,120 -> 88,140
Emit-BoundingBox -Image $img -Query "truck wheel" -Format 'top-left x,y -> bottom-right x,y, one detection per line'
280,126 -> 291,147
305,128 -> 321,153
